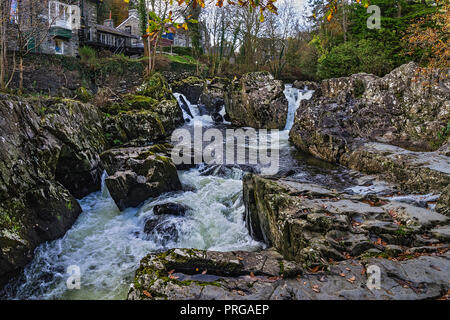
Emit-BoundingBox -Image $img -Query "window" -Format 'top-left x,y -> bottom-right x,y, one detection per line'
49,1 -> 72,29
125,26 -> 131,34
55,39 -> 64,55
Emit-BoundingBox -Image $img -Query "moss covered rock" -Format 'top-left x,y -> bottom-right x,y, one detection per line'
102,73 -> 183,147
171,76 -> 205,104
136,72 -> 173,101
100,145 -> 182,210
0,94 -> 106,287
243,174 -> 448,268
225,72 -> 288,129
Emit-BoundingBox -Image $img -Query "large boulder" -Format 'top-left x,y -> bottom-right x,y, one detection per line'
225,72 -> 288,129
170,76 -> 205,104
290,63 -> 450,194
0,94 -> 106,287
128,247 -> 450,300
100,145 -> 182,210
102,73 -> 183,147
243,174 -> 448,267
198,77 -> 230,114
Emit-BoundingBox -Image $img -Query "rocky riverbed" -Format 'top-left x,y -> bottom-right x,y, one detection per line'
1,63 -> 449,300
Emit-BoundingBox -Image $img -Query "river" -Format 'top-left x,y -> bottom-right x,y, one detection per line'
3,84 -> 416,300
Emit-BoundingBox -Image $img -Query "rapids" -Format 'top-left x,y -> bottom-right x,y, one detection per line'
3,83 -> 431,300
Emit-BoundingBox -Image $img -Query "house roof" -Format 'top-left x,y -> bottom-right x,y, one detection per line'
95,24 -> 138,38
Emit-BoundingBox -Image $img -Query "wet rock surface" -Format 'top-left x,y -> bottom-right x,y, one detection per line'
0,95 -> 106,286
171,76 -> 205,105
198,77 -> 229,115
100,144 -> 182,210
153,203 -> 191,216
225,71 -> 288,129
102,73 -> 183,147
128,248 -> 449,300
243,174 -> 448,268
289,62 -> 450,199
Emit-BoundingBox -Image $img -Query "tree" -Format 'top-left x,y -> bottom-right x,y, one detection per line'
0,0 -> 14,90
402,0 -> 448,68
0,0 -> 55,92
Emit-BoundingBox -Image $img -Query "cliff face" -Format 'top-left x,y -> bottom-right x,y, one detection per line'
0,95 -> 106,286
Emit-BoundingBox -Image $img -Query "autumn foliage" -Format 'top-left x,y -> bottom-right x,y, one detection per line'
402,1 -> 449,68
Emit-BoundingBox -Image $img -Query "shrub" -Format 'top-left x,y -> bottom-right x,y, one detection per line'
78,46 -> 97,67
317,39 -> 394,79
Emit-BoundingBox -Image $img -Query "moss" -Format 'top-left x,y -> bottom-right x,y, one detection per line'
124,95 -> 159,110
279,260 -> 285,275
137,72 -> 173,101
353,79 -> 365,98
0,199 -> 25,235
75,87 -> 93,103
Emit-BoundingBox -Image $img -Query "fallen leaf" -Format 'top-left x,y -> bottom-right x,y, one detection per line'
310,265 -> 320,273
347,276 -> 356,283
142,290 -> 152,298
430,265 -> 441,271
312,284 -> 320,293
250,272 -> 255,278
340,273 -> 346,277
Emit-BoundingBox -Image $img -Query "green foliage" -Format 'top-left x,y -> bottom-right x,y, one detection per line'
291,0 -> 437,80
137,72 -> 173,100
317,39 -> 393,79
163,46 -> 193,56
78,46 -> 97,67
75,87 -> 93,103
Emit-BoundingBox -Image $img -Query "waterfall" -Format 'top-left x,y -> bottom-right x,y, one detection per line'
100,170 -> 110,198
283,84 -> 314,131
173,92 -> 229,125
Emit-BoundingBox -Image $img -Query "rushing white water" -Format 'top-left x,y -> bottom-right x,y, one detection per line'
283,84 -> 314,132
5,169 -> 261,300
173,93 -> 231,126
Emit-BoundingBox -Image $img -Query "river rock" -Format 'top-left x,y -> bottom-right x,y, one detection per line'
293,80 -> 320,91
100,145 -> 182,210
127,248 -> 450,300
225,72 -> 288,129
143,218 -> 180,244
0,94 -> 106,287
243,174 -> 448,267
102,73 -> 183,147
153,203 -> 191,216
198,77 -> 229,114
211,112 -> 223,124
171,76 -> 205,104
436,184 -> 449,216
290,62 -> 450,195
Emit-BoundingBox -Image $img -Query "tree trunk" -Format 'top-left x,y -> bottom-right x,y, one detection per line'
19,56 -> 23,93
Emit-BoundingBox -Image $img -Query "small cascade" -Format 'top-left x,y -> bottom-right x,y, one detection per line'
100,170 -> 110,199
173,92 -> 228,126
283,84 -> 314,132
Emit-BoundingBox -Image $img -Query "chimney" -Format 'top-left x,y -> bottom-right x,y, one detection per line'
104,19 -> 114,28
129,9 -> 138,18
